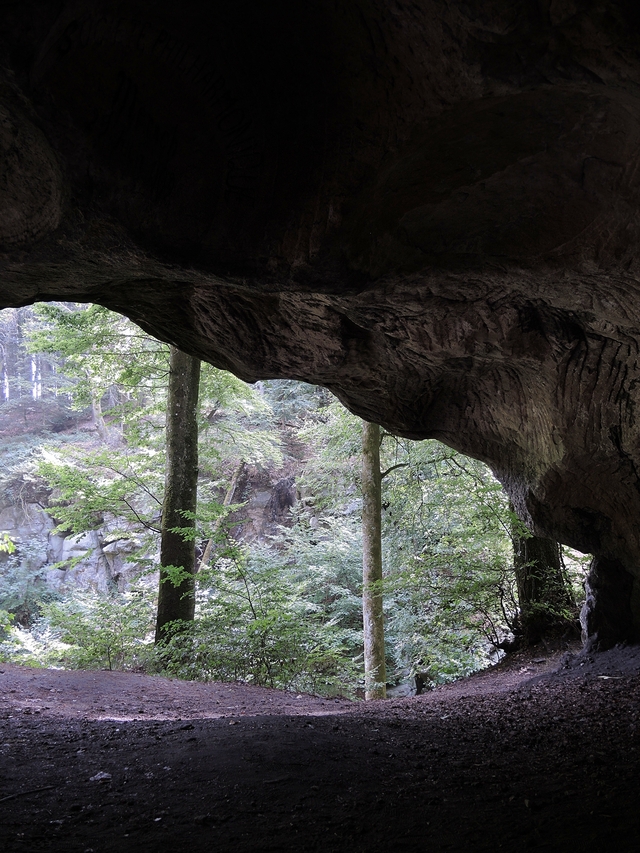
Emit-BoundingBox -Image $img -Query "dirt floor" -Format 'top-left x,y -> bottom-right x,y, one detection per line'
1,643 -> 640,852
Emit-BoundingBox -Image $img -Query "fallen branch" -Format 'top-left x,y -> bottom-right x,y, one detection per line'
0,785 -> 55,804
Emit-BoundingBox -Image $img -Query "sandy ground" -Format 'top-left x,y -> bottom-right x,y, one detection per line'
1,642 -> 640,852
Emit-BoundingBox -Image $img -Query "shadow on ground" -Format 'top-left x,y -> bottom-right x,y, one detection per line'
1,644 -> 639,852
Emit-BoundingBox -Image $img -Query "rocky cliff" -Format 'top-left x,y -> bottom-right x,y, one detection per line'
0,463 -> 298,610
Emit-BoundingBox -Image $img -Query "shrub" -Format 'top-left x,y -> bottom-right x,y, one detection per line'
40,588 -> 155,671
158,546 -> 360,696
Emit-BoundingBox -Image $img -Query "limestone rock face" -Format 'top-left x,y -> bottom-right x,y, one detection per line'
0,502 -> 53,577
3,2 -> 640,639
229,468 -> 297,543
0,498 -> 152,597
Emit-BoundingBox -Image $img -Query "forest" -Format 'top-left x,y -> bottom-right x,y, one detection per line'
0,304 -> 586,698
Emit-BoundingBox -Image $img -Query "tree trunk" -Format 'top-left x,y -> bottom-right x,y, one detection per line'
155,347 -> 201,644
90,387 -> 108,442
512,532 -> 577,645
361,420 -> 386,700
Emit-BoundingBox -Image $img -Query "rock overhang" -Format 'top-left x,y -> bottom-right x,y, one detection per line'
2,0 -> 640,644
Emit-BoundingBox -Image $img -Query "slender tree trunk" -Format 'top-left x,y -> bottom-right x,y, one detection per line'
512,531 -> 577,645
90,387 -> 108,442
155,347 -> 201,643
198,459 -> 246,573
361,420 -> 386,699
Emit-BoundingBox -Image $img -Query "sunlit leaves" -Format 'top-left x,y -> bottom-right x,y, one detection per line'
0,532 -> 15,554
27,302 -> 169,411
41,588 -> 155,671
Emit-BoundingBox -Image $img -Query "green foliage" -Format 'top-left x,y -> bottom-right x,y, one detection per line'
562,546 -> 591,601
0,303 -> 587,695
158,543 -> 360,696
159,563 -> 195,589
261,379 -> 332,424
30,304 -> 281,562
40,588 -> 155,670
199,365 -> 283,471
296,396 -> 522,685
0,542 -> 59,626
0,608 -> 13,638
0,533 -> 15,554
297,397 -> 362,512
275,514 -> 364,647
385,549 -> 515,686
35,445 -> 163,587
27,302 -> 169,411
381,447 -> 518,683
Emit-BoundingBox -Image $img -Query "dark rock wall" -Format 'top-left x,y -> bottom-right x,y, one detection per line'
2,2 -> 640,637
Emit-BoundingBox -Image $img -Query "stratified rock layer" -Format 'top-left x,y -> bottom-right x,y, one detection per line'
2,1 -> 640,642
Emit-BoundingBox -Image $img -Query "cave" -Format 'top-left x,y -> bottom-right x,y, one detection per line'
3,0 -> 640,647
2,2 -> 640,850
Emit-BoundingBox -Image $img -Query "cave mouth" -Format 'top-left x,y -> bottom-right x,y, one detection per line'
2,3 -> 640,845
0,299 -> 592,698
1,2 -> 640,649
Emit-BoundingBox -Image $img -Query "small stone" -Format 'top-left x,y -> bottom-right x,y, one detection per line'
89,771 -> 112,782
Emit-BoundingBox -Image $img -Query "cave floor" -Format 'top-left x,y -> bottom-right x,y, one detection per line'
1,644 -> 640,852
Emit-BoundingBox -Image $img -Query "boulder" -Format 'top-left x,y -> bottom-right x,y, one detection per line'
0,502 -> 53,573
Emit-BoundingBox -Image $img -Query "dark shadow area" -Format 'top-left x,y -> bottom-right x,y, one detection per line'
2,644 -> 640,852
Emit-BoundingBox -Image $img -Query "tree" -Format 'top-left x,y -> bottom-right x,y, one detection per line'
511,526 -> 578,645
299,397 -> 524,684
159,536 -> 360,695
26,302 -> 169,441
361,420 -> 386,699
25,303 -> 280,626
155,347 -> 201,642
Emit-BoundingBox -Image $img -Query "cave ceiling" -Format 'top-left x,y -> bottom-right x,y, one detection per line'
2,1 -> 640,634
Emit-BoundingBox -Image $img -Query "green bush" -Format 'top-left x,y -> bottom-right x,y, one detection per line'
158,546 -> 360,696
0,541 -> 59,627
0,607 -> 13,638
40,588 -> 155,671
